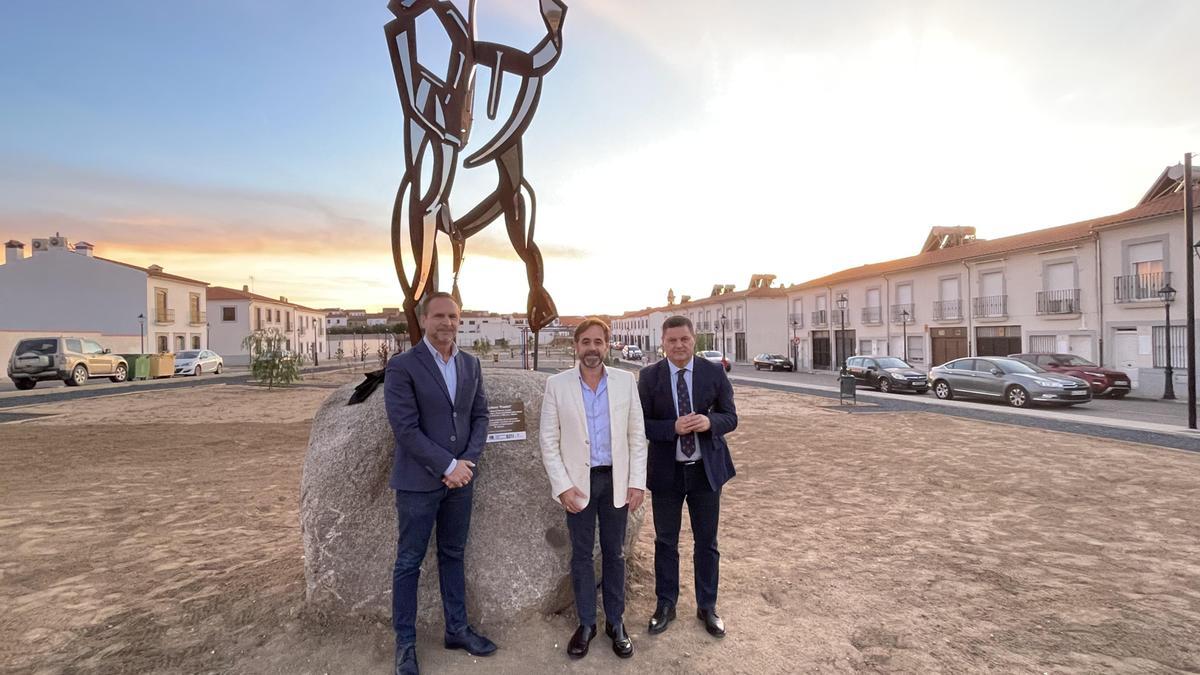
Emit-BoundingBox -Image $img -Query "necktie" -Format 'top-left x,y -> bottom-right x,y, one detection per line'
676,369 -> 696,458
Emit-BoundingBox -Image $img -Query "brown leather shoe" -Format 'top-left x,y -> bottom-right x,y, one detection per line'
567,624 -> 596,659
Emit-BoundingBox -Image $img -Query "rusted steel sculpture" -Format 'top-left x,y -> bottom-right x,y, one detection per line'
385,0 -> 566,345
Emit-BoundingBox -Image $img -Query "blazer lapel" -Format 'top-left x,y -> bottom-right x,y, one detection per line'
657,360 -> 676,417
690,358 -> 709,414
415,341 -> 453,403
570,367 -> 588,424
453,350 -> 471,410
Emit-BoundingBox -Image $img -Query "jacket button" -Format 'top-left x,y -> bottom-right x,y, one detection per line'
453,412 -> 457,418
584,440 -> 590,445
450,435 -> 457,442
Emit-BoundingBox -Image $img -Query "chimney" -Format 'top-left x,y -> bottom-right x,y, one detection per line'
148,264 -> 163,273
73,241 -> 95,257
279,296 -> 288,303
5,240 -> 24,265
242,285 -> 250,292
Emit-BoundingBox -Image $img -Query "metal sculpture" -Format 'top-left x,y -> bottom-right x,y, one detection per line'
385,0 -> 566,345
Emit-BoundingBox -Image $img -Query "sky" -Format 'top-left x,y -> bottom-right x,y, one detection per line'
2,0 -> 1198,315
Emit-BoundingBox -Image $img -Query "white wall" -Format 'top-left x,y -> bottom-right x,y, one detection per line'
146,276 -> 209,353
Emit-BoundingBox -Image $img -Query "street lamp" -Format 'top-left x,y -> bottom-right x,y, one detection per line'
835,294 -> 848,373
137,313 -> 145,354
901,309 -> 911,361
719,312 -> 729,362
791,318 -> 799,368
1159,283 -> 1177,400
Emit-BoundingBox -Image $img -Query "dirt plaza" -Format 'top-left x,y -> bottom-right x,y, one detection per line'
1,371 -> 1198,674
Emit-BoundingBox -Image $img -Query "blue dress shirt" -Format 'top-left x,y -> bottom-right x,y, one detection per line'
578,367 -> 613,467
667,357 -> 702,461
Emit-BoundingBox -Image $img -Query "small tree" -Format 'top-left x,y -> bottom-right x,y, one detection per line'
242,328 -> 304,389
335,345 -> 345,363
377,342 -> 391,368
472,338 -> 492,357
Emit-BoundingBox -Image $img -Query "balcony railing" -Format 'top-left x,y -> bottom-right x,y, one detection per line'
1114,271 -> 1171,304
696,320 -> 711,332
787,312 -> 804,328
972,295 -> 1008,318
188,311 -> 206,326
860,306 -> 882,324
1036,288 -> 1081,315
890,303 -> 915,324
811,310 -> 828,327
932,299 -> 962,321
154,308 -> 174,325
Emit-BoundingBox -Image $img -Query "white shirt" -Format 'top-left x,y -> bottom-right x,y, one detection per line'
423,336 -> 461,477
667,357 -> 703,462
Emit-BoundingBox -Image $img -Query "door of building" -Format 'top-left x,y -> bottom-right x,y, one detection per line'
930,327 -> 969,366
976,325 -> 1021,357
1114,330 -> 1139,387
734,332 -> 747,362
812,330 -> 831,370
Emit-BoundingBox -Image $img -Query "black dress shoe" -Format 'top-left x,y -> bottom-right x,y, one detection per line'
605,621 -> 634,658
395,643 -> 419,675
444,626 -> 497,656
648,601 -> 676,635
567,624 -> 596,659
697,608 -> 726,638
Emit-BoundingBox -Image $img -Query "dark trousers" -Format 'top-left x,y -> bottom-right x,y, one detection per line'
565,467 -> 629,627
392,483 -> 473,645
651,460 -> 721,610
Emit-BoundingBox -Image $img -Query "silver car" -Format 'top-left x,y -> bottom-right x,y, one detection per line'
929,357 -> 1092,408
7,336 -> 128,389
173,349 -> 224,376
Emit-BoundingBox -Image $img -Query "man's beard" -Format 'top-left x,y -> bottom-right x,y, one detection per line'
582,352 -> 602,366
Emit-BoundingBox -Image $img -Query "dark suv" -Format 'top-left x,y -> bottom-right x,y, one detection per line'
1008,353 -> 1131,399
7,337 -> 129,389
846,356 -> 928,393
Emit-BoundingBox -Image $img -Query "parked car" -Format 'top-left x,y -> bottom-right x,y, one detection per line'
699,350 -> 731,372
929,357 -> 1091,408
752,353 -> 794,372
7,336 -> 128,389
1008,353 -> 1131,398
621,345 -> 643,361
173,349 -> 224,376
846,356 -> 928,394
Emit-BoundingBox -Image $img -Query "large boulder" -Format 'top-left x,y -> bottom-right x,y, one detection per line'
300,368 -> 646,628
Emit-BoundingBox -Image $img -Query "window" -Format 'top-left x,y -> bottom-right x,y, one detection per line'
175,335 -> 186,351
256,307 -> 263,328
192,335 -> 201,349
64,339 -> 82,353
906,335 -> 924,364
222,306 -> 236,322
980,271 -> 1004,297
275,309 -> 281,322
858,339 -> 872,355
157,335 -> 169,353
865,288 -> 881,308
1152,325 -> 1187,368
895,283 -> 913,305
1028,335 -> 1056,353
947,359 -> 975,370
1128,240 -> 1164,277
1045,262 -> 1075,290
938,277 -> 958,301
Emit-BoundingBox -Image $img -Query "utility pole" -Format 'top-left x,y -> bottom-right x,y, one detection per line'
1185,152 -> 1196,428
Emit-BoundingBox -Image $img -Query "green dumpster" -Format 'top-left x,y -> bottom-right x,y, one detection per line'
118,354 -> 151,381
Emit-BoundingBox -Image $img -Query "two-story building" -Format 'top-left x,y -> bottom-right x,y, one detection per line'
1,236 -> 210,381
207,286 -> 327,366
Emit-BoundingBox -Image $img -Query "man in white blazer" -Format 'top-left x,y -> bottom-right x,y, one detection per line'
540,317 -> 647,660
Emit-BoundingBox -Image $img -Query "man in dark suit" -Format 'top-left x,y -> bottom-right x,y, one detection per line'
384,291 -> 495,675
637,315 -> 738,639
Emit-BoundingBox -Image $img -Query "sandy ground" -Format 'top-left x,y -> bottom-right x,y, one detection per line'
1,374 -> 1199,674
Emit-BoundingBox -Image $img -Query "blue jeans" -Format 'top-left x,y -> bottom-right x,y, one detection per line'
392,483 -> 473,645
565,468 -> 628,627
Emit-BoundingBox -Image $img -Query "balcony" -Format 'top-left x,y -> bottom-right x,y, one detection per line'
932,299 -> 962,321
697,321 -> 712,332
890,303 -> 915,324
972,295 -> 1008,318
1036,288 -> 1081,315
810,310 -> 828,327
1114,271 -> 1171,304
188,311 -> 207,326
154,308 -> 175,325
860,306 -> 882,324
733,318 -> 744,330
787,312 -> 804,329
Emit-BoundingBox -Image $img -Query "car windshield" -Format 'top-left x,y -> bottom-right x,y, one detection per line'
992,358 -> 1045,374
15,339 -> 57,355
1054,355 -> 1095,367
876,357 -> 909,369
767,354 -> 786,360
177,350 -> 201,359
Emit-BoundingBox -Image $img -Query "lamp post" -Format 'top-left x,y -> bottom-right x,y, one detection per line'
901,309 -> 910,361
1160,283 -> 1177,400
719,312 -> 729,362
791,318 -> 799,368
137,313 -> 145,354
835,294 -> 848,374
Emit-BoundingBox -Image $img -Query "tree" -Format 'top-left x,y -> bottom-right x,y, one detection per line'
377,341 -> 391,368
472,338 -> 492,357
242,328 -> 304,389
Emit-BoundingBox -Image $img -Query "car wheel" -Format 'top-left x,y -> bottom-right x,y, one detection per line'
754,364 -> 761,371
109,364 -> 128,383
194,366 -> 202,377
215,363 -> 223,375
14,378 -> 36,390
66,364 -> 88,386
1006,385 -> 1031,408
1109,391 -> 1126,399
879,378 -> 892,393
933,380 -> 953,400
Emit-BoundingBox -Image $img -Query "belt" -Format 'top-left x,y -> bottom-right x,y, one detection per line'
590,465 -> 612,473
678,459 -> 702,467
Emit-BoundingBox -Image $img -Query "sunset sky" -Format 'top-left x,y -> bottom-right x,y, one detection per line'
2,1 -> 1198,315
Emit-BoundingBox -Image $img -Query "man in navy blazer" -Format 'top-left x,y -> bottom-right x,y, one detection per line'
637,315 -> 737,640
384,291 -> 494,675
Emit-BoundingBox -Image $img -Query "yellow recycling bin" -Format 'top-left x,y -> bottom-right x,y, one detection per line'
149,353 -> 176,378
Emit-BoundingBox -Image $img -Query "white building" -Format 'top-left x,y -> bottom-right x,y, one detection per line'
207,286 -> 328,366
1,236 -> 210,381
